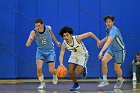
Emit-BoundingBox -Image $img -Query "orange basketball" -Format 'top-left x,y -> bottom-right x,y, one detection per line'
56,66 -> 67,78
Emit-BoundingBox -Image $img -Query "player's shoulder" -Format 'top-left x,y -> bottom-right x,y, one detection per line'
112,26 -> 119,31
72,35 -> 79,39
45,25 -> 51,29
110,26 -> 118,33
29,30 -> 36,36
31,30 -> 36,33
62,40 -> 67,47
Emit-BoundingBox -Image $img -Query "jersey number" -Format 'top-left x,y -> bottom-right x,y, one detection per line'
73,48 -> 77,52
42,38 -> 47,44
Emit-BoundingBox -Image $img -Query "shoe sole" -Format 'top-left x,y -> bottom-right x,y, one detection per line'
70,86 -> 80,91
53,82 -> 58,84
114,81 -> 123,89
98,83 -> 109,88
38,85 -> 46,90
38,87 -> 46,90
114,84 -> 122,89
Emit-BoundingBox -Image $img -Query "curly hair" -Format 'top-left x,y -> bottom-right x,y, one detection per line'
59,26 -> 73,37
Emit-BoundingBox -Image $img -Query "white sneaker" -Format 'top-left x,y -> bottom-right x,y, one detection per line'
38,82 -> 46,90
133,81 -> 137,89
114,78 -> 124,89
98,79 -> 109,87
38,90 -> 46,93
53,75 -> 58,84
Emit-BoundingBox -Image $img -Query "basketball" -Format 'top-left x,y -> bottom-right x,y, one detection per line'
56,66 -> 67,78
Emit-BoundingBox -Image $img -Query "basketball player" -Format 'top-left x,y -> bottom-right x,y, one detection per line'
59,26 -> 100,91
98,16 -> 125,88
26,18 -> 61,90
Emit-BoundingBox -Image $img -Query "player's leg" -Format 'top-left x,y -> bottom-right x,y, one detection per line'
68,56 -> 80,91
36,59 -> 46,90
48,62 -> 58,84
114,63 -> 124,88
114,50 -> 125,88
68,63 -> 79,91
132,65 -> 137,88
82,66 -> 87,78
82,54 -> 89,79
114,63 -> 122,79
47,50 -> 58,84
77,54 -> 89,79
36,48 -> 46,90
132,64 -> 137,81
98,52 -> 113,87
75,66 -> 84,76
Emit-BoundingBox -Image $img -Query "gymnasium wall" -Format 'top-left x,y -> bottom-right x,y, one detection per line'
0,0 -> 140,79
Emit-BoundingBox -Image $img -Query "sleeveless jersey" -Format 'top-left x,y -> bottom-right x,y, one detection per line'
34,25 -> 54,50
63,35 -> 88,56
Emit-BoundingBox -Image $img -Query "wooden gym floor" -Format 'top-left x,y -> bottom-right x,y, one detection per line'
0,79 -> 139,93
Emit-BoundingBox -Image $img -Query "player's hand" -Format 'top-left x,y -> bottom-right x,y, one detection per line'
59,64 -> 65,68
98,51 -> 103,59
26,42 -> 31,47
59,63 -> 65,67
97,40 -> 102,48
56,41 -> 61,47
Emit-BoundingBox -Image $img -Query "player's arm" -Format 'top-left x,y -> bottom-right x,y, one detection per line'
101,36 -> 108,44
59,43 -> 66,66
98,29 -> 117,59
77,32 -> 100,42
98,37 -> 113,59
26,30 -> 35,47
97,36 -> 108,48
100,37 -> 113,53
100,29 -> 117,50
48,26 -> 61,47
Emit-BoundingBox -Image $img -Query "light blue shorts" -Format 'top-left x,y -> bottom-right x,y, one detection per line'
36,48 -> 55,63
106,48 -> 126,64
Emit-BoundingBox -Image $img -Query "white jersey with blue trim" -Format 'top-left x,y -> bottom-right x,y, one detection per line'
106,26 -> 125,51
34,25 -> 54,50
63,35 -> 88,56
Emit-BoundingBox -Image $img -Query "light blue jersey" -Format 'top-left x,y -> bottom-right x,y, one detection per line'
34,25 -> 55,63
106,26 -> 125,51
34,25 -> 54,50
106,26 -> 125,64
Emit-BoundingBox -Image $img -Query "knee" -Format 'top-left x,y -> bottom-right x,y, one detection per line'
75,70 -> 81,76
37,65 -> 42,71
101,59 -> 107,66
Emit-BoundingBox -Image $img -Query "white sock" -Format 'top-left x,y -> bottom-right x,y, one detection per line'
53,74 -> 57,79
38,75 -> 44,82
133,72 -> 136,78
103,75 -> 107,80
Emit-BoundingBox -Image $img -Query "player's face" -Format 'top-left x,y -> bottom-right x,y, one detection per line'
105,19 -> 114,28
63,33 -> 72,43
136,55 -> 140,61
35,23 -> 44,32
